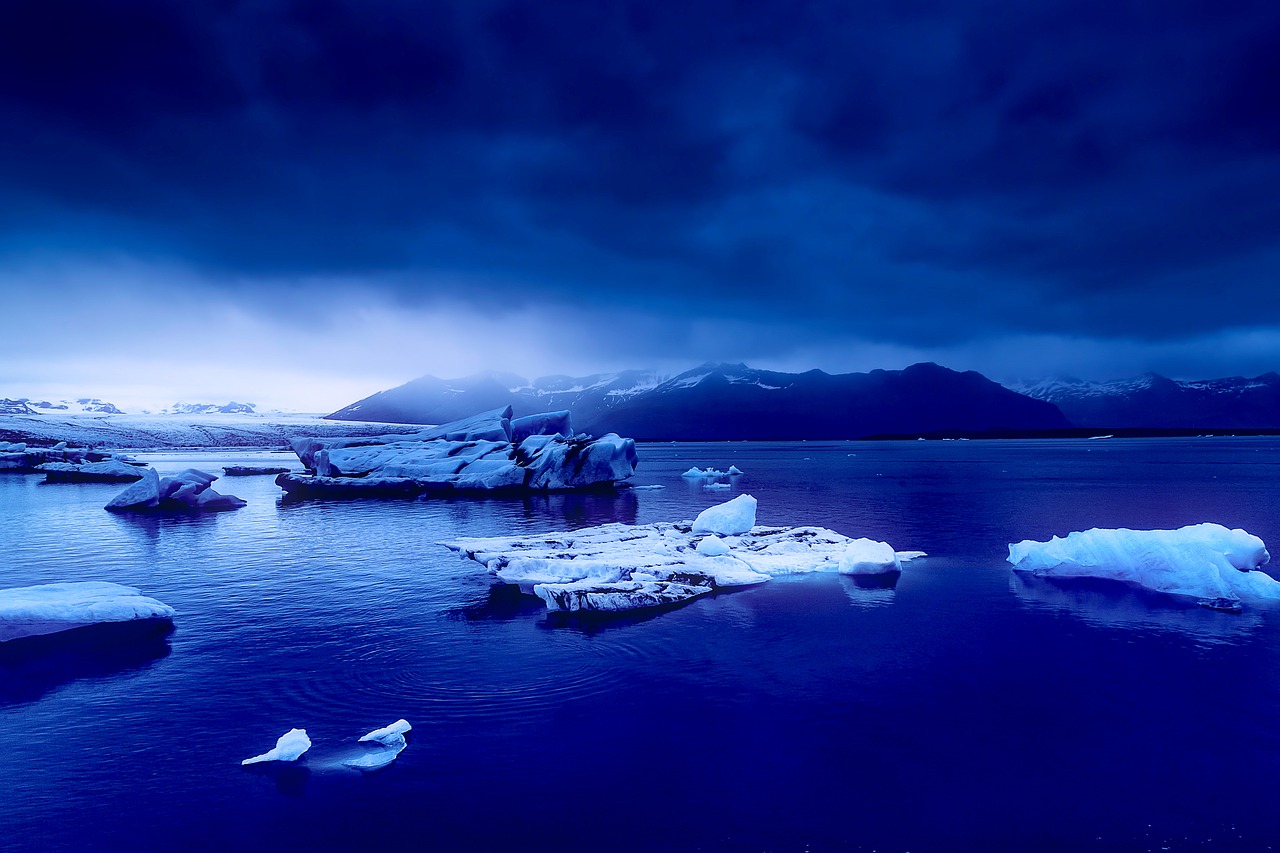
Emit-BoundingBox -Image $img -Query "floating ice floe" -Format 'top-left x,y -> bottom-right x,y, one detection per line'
0,442 -> 120,472
1007,523 -> 1280,611
344,719 -> 413,771
242,729 -> 311,765
39,459 -> 146,483
444,495 -> 921,615
105,468 -> 247,513
0,582 -> 175,643
681,465 -> 743,480
276,406 -> 636,498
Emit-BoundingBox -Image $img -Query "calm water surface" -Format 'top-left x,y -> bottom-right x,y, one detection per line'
3,438 -> 1280,851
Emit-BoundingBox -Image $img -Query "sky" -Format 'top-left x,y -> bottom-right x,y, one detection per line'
1,0 -> 1279,412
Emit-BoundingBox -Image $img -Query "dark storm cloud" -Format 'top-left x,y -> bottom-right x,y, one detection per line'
1,0 -> 1279,347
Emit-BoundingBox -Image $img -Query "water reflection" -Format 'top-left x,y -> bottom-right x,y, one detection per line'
0,621 -> 173,706
1010,573 -> 1263,645
106,510 -> 222,550
839,573 -> 899,608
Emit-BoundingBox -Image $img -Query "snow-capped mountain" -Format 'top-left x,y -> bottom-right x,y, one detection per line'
328,362 -> 1070,439
158,401 -> 258,415
1006,372 -> 1280,428
20,397 -> 127,414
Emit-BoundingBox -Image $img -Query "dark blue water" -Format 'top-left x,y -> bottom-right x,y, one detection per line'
4,438 -> 1280,852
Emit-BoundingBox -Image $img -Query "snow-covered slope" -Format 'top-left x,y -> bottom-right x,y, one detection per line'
1007,372 -> 1280,428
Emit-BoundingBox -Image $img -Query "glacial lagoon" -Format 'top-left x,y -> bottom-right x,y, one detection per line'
4,438 -> 1280,851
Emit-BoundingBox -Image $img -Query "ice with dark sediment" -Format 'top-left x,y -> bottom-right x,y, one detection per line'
277,407 -> 637,498
444,495 -> 921,615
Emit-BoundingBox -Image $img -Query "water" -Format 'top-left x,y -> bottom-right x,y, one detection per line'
4,438 -> 1280,851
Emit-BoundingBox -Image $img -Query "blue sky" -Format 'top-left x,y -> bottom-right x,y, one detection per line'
1,0 -> 1278,411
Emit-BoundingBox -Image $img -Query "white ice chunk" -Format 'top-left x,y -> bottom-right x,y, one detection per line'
696,536 -> 730,556
343,734 -> 407,771
359,719 -> 412,744
1008,523 -> 1279,608
242,728 -> 311,765
692,494 -> 757,536
839,539 -> 901,575
105,467 -> 245,513
728,465 -> 744,475
0,581 -> 175,642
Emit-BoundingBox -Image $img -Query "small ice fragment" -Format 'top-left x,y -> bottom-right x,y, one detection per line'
359,719 -> 412,744
242,728 -> 311,765
728,465 -> 743,475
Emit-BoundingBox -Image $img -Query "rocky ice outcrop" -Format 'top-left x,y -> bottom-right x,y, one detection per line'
0,582 -> 175,643
444,496 -> 921,615
242,729 -> 311,765
277,406 -> 637,498
1008,523 -> 1280,611
0,442 -> 120,472
105,468 -> 247,513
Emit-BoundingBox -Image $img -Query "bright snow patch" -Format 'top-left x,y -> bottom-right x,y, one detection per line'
0,582 -> 175,643
242,729 -> 311,765
1008,523 -> 1279,610
692,494 -> 757,535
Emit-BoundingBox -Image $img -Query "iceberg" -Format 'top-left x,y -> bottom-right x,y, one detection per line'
242,729 -> 311,765
692,494 -> 757,535
0,582 -> 175,643
277,407 -> 637,498
445,496 -> 917,615
105,468 -> 247,513
1007,523 -> 1280,610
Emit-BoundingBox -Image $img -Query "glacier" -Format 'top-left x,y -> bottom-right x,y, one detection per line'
276,406 -> 637,498
1007,523 -> 1280,610
0,582 -> 175,643
444,496 -> 919,615
105,468 -> 247,513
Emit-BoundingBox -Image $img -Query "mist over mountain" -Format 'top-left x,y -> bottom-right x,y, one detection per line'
328,362 -> 1070,439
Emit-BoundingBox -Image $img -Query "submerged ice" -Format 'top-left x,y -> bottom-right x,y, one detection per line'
1008,523 -> 1279,610
445,495 -> 919,614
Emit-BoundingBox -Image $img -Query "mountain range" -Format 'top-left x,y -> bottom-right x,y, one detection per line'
327,362 -> 1070,439
1007,373 -> 1280,429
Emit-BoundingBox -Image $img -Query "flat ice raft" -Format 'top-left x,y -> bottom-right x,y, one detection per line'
1008,523 -> 1280,611
445,496 -> 920,614
0,582 -> 175,642
277,406 -> 637,497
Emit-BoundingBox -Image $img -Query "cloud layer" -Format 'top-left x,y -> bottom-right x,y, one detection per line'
1,0 -> 1278,406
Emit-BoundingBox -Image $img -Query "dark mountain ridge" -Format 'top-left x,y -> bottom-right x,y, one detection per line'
328,362 -> 1070,440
